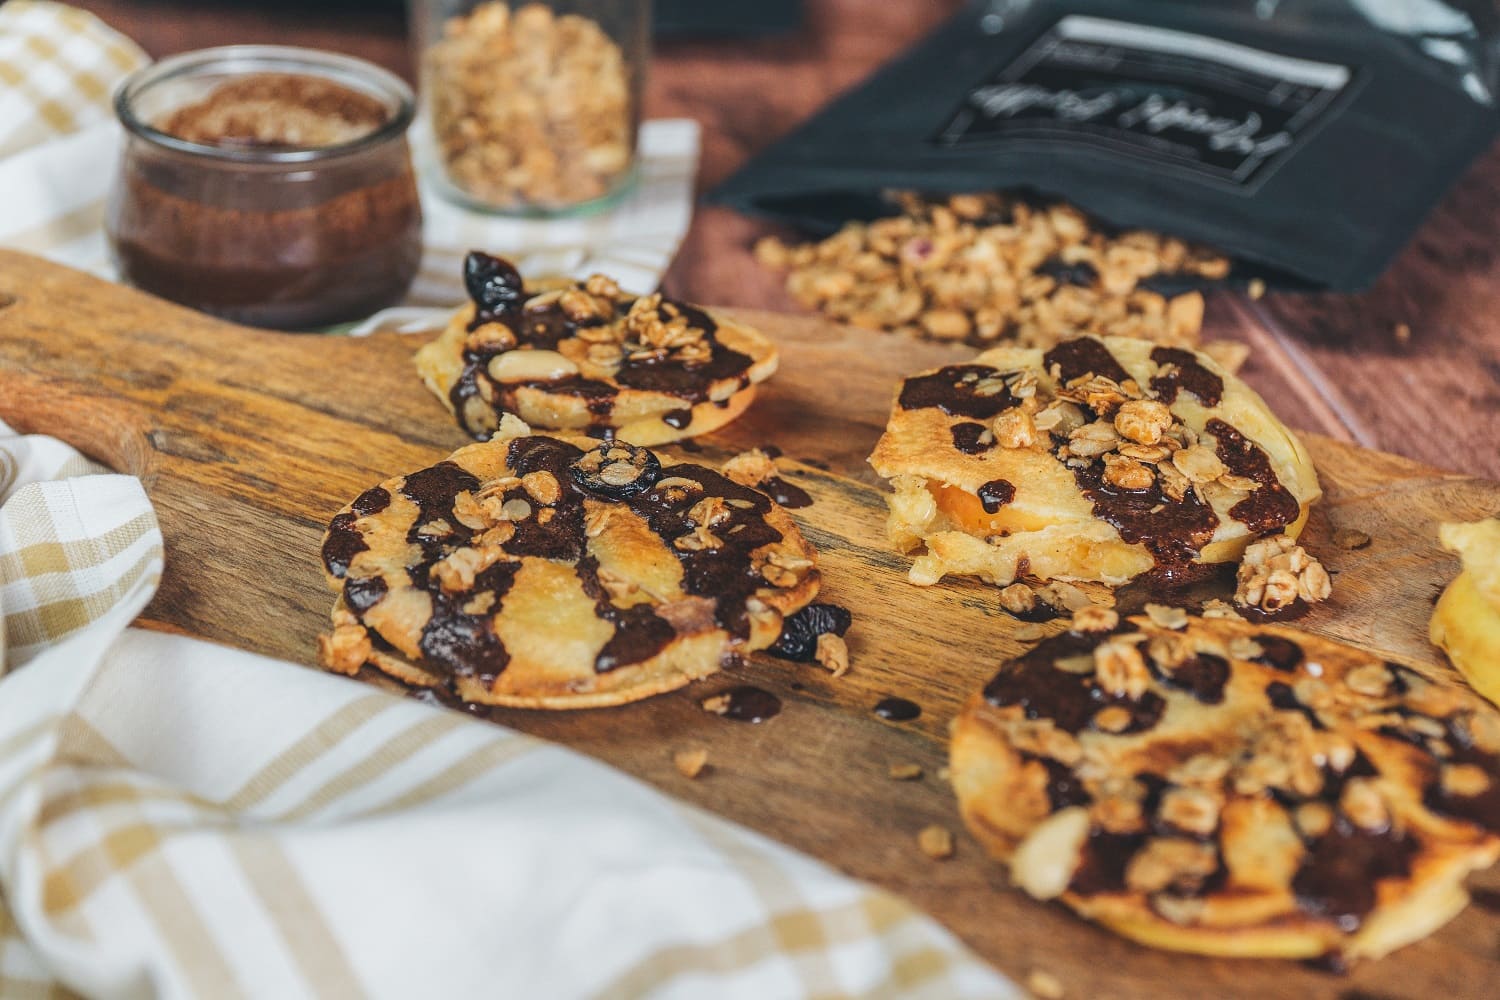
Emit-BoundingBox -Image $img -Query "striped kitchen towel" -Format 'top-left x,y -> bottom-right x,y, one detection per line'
0,1 -> 700,322
0,417 -> 1016,997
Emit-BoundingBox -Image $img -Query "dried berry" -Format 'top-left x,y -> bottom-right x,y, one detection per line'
569,440 -> 661,500
464,251 -> 525,320
766,602 -> 852,662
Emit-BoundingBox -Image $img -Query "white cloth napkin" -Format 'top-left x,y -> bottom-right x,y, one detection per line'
0,0 -> 701,328
0,420 -> 1016,997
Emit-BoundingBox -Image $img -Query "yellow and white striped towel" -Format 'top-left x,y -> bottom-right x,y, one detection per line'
0,437 -> 1017,999
0,1 -> 700,319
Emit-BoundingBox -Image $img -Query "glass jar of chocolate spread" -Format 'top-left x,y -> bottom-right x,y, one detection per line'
107,46 -> 423,330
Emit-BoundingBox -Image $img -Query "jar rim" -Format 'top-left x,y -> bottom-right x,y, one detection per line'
114,45 -> 416,164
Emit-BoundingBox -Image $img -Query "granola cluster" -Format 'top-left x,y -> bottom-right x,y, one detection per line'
426,2 -> 634,209
1234,535 -> 1332,615
754,193 -> 1231,351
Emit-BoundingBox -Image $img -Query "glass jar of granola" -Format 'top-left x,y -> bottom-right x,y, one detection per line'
411,0 -> 647,215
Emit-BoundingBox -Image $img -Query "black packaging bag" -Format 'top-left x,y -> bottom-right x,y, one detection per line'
711,0 -> 1500,290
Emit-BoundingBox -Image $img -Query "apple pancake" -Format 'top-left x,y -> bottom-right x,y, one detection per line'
416,252 -> 778,445
869,335 -> 1320,588
952,611 -> 1500,963
1432,518 -> 1500,707
316,421 -> 820,708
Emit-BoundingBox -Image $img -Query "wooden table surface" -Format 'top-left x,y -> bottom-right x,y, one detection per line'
73,0 -> 1500,481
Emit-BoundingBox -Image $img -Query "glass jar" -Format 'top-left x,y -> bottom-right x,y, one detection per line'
410,0 -> 649,215
106,46 -> 423,330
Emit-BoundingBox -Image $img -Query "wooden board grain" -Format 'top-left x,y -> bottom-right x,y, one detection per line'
1,249 -> 1497,999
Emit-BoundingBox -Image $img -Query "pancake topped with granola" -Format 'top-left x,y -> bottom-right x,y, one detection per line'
951,609 -> 1500,963
317,419 -> 820,708
416,252 -> 778,445
869,335 -> 1321,590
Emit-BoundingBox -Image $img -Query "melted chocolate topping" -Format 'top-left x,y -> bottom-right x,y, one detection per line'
897,365 -> 1017,419
1266,681 -> 1327,730
978,479 -> 1016,514
1207,418 -> 1300,533
1043,337 -> 1131,385
762,477 -> 813,509
1292,818 -> 1417,931
417,560 -> 521,685
1071,461 -> 1219,579
351,486 -> 391,516
1149,347 -> 1224,406
575,556 -> 677,673
662,407 -> 693,429
951,422 -> 992,454
713,686 -> 782,723
1423,716 -> 1500,831
464,251 -> 525,329
873,697 -> 922,721
343,575 -> 387,614
1069,831 -> 1150,896
402,462 -> 481,527
1156,652 -> 1230,704
624,464 -> 783,639
1035,754 -> 1091,809
984,629 -> 1165,735
1251,634 -> 1304,672
322,512 -> 366,578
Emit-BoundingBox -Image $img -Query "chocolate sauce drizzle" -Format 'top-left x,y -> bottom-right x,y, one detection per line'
1251,635 -> 1304,672
873,697 -> 922,721
984,628 -> 1165,735
712,686 -> 782,723
977,479 -> 1016,514
950,422 -> 991,454
1043,336 -> 1130,385
321,513 -> 366,578
1423,715 -> 1500,831
762,476 -> 813,509
1207,418 -> 1300,533
1071,460 -> 1219,587
1149,346 -> 1223,406
1292,818 -> 1417,931
897,365 -> 1017,419
448,252 -> 754,439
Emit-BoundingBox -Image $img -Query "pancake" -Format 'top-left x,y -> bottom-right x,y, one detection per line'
316,420 -> 820,708
416,252 -> 778,445
951,611 -> 1500,963
868,335 -> 1320,588
1431,518 -> 1500,707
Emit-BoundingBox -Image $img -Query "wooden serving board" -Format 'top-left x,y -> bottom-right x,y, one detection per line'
2,249 -> 1497,999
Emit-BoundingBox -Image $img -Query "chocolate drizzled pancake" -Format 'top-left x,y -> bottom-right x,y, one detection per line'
316,419 -> 820,708
951,612 -> 1500,962
868,336 -> 1320,588
416,252 -> 779,445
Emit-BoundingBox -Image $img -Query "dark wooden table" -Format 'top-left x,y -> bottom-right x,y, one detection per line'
72,0 -> 1500,480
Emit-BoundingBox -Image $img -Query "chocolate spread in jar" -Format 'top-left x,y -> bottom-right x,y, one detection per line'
108,72 -> 421,330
